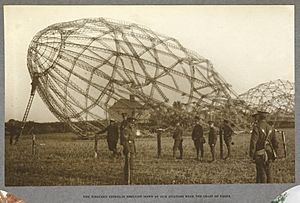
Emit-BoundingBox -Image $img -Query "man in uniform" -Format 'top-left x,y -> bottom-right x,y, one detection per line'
222,119 -> 234,160
97,119 -> 119,157
191,116 -> 205,161
249,111 -> 279,183
208,121 -> 217,162
6,119 -> 19,145
173,122 -> 184,159
122,117 -> 137,184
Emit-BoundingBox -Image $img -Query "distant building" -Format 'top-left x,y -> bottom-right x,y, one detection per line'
108,95 -> 150,122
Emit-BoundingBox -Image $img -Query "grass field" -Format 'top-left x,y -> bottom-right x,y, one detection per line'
5,129 -> 295,186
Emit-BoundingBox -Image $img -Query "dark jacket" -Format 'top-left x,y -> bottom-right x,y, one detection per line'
192,124 -> 204,142
123,124 -> 136,142
123,124 -> 136,153
249,120 -> 279,160
119,120 -> 128,145
222,124 -> 234,141
98,124 -> 119,142
173,126 -> 183,141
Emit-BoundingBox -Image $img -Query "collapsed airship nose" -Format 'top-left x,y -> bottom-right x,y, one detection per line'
27,29 -> 62,74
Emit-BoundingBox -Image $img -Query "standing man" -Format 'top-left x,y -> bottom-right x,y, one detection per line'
222,120 -> 234,160
123,117 -> 137,184
97,119 -> 119,157
172,122 -> 184,159
6,119 -> 19,145
191,116 -> 205,161
208,121 -> 217,162
131,118 -> 137,155
249,111 -> 279,183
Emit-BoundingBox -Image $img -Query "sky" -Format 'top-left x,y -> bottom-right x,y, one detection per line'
4,5 -> 294,122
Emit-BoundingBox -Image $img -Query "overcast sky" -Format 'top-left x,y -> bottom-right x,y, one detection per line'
4,5 -> 294,122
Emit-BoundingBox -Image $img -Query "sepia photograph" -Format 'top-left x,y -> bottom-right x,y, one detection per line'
3,5 -> 295,189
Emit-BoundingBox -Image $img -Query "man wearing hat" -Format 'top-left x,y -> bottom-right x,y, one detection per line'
172,122 -> 184,159
191,116 -> 205,161
249,111 -> 279,183
221,119 -> 234,160
208,121 -> 218,162
122,117 -> 137,184
97,119 -> 119,157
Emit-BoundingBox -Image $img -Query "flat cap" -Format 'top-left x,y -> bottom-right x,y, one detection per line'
127,117 -> 135,122
252,110 -> 269,116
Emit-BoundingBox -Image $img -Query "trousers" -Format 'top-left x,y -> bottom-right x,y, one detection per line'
255,155 -> 272,183
210,144 -> 215,161
173,139 -> 183,158
124,153 -> 134,184
193,139 -> 204,159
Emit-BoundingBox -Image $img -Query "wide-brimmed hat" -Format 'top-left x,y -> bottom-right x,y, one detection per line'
251,110 -> 269,117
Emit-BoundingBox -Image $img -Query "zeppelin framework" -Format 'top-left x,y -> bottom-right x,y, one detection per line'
25,17 -> 294,135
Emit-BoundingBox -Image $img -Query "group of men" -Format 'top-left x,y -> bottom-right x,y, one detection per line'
173,110 -> 279,183
98,110 -> 278,184
173,117 -> 234,162
6,108 -> 278,184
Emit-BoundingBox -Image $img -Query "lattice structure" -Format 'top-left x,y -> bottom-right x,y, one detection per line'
238,79 -> 294,124
27,17 -> 242,135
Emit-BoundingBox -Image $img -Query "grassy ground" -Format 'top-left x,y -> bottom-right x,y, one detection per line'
5,129 -> 295,186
